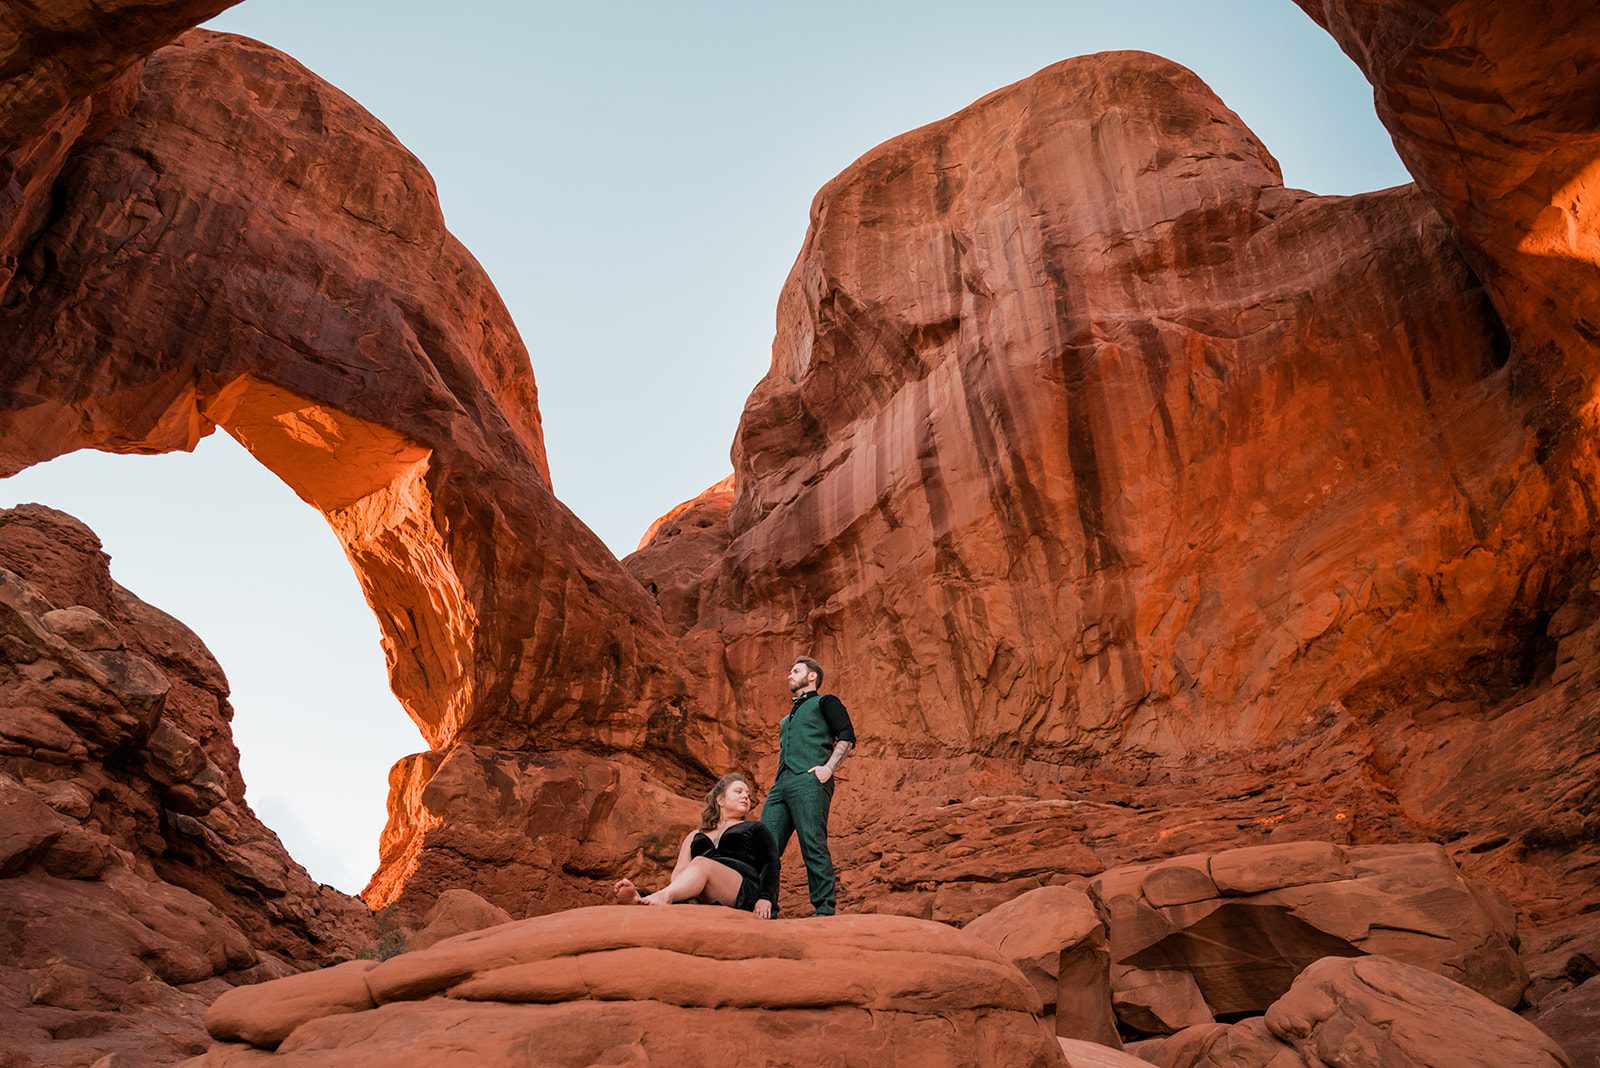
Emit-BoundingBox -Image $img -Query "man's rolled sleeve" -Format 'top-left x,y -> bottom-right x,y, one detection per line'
820,695 -> 856,744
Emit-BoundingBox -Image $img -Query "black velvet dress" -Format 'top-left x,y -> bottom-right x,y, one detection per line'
688,820 -> 781,912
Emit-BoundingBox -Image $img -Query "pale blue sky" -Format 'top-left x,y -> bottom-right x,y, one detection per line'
1,2 -> 1408,893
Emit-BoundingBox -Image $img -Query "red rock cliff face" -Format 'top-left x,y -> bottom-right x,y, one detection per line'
631,49 -> 1600,918
0,505 -> 370,1065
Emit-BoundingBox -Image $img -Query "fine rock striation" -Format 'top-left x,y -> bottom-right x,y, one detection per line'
636,48 -> 1522,756
190,906 -> 1068,1066
0,505 -> 369,1066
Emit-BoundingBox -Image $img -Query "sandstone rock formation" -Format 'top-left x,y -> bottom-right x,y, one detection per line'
1285,0 -> 1600,941
405,888 -> 512,952
1521,915 -> 1600,1067
191,906 -> 1068,1066
965,884 -> 1120,1046
1531,980 -> 1600,1068
630,14 -> 1600,933
1294,0 -> 1600,441
0,17 -> 702,784
374,746 -> 701,921
1138,956 -> 1570,1068
0,0 -> 239,151
636,45 -> 1524,756
1088,842 -> 1525,1034
0,505 -> 369,1066
5,0 -> 1600,1060
3,0 -> 1593,941
0,0 -> 722,922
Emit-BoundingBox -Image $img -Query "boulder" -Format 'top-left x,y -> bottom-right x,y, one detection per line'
1143,956 -> 1569,1068
407,888 -> 513,952
966,884 -> 1120,1046
205,961 -> 378,1050
1089,842 -> 1525,1033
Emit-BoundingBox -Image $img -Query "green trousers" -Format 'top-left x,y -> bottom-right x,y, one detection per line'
761,770 -> 836,915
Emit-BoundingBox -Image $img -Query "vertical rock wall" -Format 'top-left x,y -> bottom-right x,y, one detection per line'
0,505 -> 370,1064
630,46 -> 1600,920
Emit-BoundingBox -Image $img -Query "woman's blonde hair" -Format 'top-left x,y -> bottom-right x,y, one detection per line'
699,772 -> 753,832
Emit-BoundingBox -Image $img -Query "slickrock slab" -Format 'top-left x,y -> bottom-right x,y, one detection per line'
192,906 -> 1067,1066
967,885 -> 1121,1046
205,961 -> 378,1050
1142,956 -> 1570,1068
1089,842 -> 1525,1034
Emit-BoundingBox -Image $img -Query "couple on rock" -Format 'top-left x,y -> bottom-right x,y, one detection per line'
615,656 -> 856,918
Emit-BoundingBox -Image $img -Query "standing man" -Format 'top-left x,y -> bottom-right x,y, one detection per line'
761,656 -> 856,916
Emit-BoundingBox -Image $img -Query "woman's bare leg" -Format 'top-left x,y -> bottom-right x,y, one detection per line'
639,857 -> 744,907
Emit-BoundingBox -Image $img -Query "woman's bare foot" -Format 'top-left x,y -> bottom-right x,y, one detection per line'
613,879 -> 643,905
640,889 -> 672,906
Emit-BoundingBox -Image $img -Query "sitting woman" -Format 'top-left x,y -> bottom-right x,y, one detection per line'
614,772 -> 779,918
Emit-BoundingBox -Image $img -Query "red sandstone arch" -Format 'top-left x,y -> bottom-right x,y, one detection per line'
0,29 -> 704,755
0,25 -> 733,908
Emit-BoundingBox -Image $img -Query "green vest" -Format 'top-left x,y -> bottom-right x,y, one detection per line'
778,694 -> 834,777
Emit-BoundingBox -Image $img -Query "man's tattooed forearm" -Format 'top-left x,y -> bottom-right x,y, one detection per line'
824,740 -> 853,772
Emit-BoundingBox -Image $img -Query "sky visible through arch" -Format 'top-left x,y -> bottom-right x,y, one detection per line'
0,1 -> 1410,895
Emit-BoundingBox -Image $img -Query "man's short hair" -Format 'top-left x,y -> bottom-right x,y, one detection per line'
795,656 -> 823,689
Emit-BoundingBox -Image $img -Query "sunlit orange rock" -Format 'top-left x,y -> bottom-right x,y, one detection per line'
1294,0 -> 1600,440
0,25 -> 697,760
6,11 -> 1600,1067
367,746 -> 701,918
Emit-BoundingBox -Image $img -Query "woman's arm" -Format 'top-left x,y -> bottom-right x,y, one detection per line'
670,831 -> 696,880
